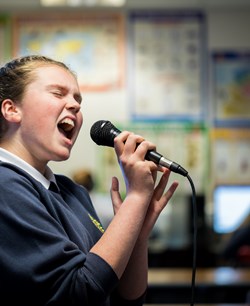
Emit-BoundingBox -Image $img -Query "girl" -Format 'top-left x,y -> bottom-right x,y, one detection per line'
0,55 -> 178,305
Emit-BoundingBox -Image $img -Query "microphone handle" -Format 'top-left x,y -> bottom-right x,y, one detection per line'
145,150 -> 188,177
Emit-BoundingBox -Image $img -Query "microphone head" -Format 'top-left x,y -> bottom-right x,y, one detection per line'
90,120 -> 121,147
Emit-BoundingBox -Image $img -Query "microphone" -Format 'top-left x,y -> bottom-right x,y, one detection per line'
90,120 -> 188,177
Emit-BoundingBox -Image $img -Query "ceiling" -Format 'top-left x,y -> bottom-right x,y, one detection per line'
1,0 -> 250,11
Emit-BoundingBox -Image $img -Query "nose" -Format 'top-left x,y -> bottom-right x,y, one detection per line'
66,99 -> 81,113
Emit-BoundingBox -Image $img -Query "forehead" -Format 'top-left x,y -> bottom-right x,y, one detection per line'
32,65 -> 78,85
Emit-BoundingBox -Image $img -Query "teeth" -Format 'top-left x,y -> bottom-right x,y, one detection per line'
62,118 -> 74,127
59,118 -> 75,131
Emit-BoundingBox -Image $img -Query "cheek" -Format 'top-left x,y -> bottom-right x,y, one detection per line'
23,104 -> 56,133
77,112 -> 83,128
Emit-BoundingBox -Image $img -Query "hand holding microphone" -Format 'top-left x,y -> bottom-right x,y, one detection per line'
90,121 -> 197,305
90,120 -> 188,177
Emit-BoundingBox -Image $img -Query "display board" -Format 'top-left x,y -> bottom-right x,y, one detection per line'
211,128 -> 250,185
128,11 -> 206,122
212,51 -> 250,127
13,13 -> 125,91
0,16 -> 11,64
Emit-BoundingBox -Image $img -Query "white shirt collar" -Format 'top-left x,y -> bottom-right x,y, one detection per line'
0,148 -> 57,190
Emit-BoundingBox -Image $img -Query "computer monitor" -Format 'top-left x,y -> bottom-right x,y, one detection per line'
213,185 -> 250,234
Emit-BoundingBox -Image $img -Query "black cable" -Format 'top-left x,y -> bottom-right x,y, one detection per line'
187,174 -> 197,306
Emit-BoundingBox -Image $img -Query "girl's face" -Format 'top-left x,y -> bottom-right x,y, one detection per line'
15,65 -> 83,172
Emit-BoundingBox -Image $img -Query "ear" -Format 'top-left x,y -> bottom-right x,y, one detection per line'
1,99 -> 22,123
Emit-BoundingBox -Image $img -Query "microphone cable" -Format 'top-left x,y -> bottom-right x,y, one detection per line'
186,174 -> 197,306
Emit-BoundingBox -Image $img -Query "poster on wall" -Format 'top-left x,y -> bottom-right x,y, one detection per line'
13,13 -> 125,91
212,51 -> 250,127
0,16 -> 10,64
128,11 -> 206,122
211,128 -> 250,185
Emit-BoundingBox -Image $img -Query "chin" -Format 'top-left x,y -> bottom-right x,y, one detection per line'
54,150 -> 71,162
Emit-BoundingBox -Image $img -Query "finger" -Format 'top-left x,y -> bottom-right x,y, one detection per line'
110,176 -> 123,214
121,134 -> 145,158
153,169 -> 172,200
135,140 -> 157,162
163,180 -> 179,203
113,131 -> 132,155
152,180 -> 179,216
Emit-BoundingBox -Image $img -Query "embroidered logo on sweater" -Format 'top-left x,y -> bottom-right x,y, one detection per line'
88,214 -> 105,233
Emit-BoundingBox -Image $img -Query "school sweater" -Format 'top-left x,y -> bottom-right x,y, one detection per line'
0,162 -> 144,306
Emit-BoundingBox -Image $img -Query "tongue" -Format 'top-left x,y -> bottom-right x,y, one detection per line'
58,122 -> 72,132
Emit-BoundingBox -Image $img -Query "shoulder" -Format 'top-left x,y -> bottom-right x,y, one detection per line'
55,174 -> 99,217
55,174 -> 85,193
55,174 -> 92,200
0,162 -> 39,189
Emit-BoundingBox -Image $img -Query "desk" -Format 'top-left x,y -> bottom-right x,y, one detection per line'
146,268 -> 250,304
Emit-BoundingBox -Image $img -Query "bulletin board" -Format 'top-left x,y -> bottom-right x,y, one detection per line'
12,13 -> 125,91
210,128 -> 250,185
0,15 -> 11,64
95,122 -> 209,195
128,11 -> 206,122
212,51 -> 250,127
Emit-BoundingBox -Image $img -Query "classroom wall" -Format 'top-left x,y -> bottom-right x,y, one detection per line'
47,8 -> 250,180
1,6 -> 250,180
1,4 -> 250,255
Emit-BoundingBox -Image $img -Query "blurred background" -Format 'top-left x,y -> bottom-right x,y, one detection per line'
1,0 -> 250,269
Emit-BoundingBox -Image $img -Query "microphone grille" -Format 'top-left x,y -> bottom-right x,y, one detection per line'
90,120 -> 118,147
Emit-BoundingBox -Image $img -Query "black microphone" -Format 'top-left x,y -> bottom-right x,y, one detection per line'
90,120 -> 188,177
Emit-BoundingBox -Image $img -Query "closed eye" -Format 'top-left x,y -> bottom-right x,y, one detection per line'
52,91 -> 64,97
47,84 -> 82,104
47,84 -> 66,98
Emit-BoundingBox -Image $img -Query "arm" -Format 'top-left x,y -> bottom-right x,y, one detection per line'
90,131 -> 178,302
111,169 -> 178,302
0,165 -> 119,305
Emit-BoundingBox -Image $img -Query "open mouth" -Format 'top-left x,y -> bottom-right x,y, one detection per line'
58,118 -> 75,139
